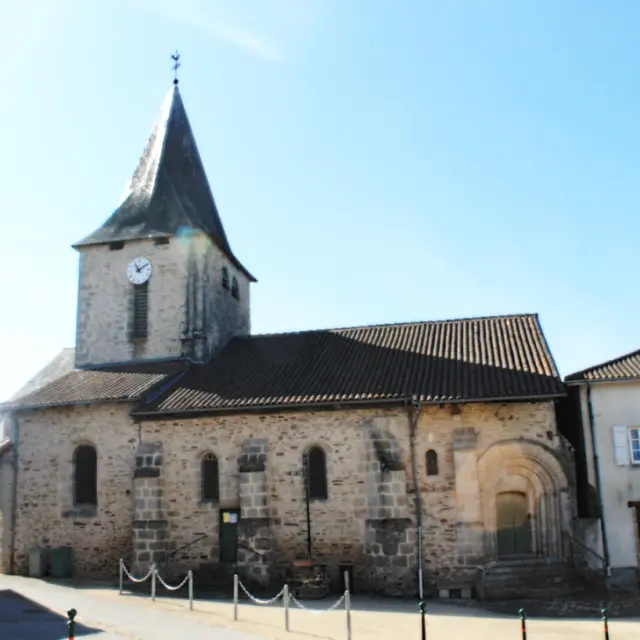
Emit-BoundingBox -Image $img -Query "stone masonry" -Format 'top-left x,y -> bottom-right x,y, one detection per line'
132,443 -> 168,574
237,438 -> 272,587
9,400 -> 572,597
74,234 -> 250,368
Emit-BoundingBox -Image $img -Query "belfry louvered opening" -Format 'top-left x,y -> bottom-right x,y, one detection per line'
133,282 -> 149,338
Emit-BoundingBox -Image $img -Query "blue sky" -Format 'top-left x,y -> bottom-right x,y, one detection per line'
1,0 -> 639,400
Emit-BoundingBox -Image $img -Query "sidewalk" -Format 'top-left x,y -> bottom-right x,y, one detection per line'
2,574 -> 640,640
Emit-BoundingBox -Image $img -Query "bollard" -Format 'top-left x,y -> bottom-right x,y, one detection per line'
519,608 -> 527,640
67,608 -> 77,640
346,588 -> 352,640
233,574 -> 239,621
188,570 -> 194,611
283,584 -> 290,632
151,564 -> 157,602
602,608 -> 609,640
419,600 -> 426,640
119,559 -> 123,595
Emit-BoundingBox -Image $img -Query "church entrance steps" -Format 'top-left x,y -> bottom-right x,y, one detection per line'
480,559 -> 606,601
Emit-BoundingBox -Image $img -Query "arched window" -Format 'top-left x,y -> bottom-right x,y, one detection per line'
201,453 -> 219,502
74,445 -> 97,506
222,267 -> 230,290
305,446 -> 328,501
231,276 -> 239,300
426,449 -> 439,476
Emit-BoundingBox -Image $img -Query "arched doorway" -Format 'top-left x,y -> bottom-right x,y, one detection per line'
478,440 -> 570,561
496,491 -> 532,557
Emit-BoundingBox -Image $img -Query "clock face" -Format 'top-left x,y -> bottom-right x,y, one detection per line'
127,257 -> 152,285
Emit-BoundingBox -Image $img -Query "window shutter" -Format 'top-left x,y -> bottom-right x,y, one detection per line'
612,426 -> 630,466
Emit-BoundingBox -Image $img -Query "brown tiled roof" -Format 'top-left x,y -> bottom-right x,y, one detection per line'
1,360 -> 187,412
565,349 -> 640,383
133,314 -> 563,417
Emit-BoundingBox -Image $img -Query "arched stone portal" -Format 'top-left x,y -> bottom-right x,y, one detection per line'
478,440 -> 570,561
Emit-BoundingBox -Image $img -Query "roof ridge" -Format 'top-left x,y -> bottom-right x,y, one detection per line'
565,347 -> 640,380
245,313 -> 540,340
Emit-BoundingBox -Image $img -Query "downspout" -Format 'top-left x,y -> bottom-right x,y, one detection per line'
586,383 -> 611,574
407,397 -> 424,604
8,413 -> 19,574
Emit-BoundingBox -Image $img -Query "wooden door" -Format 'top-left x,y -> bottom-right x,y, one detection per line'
219,509 -> 240,563
496,491 -> 532,557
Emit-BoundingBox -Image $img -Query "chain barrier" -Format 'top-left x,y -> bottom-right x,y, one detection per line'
120,561 -> 154,584
156,572 -> 191,592
119,559 -> 194,610
237,578 -> 285,605
289,591 -> 346,615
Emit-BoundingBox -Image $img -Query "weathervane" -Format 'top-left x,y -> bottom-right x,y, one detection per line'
171,51 -> 181,85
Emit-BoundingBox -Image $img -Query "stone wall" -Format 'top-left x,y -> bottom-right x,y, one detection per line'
10,399 -> 569,594
74,233 -> 250,367
11,404 -> 137,577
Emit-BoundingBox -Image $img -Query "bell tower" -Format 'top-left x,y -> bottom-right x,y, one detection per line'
72,73 -> 255,369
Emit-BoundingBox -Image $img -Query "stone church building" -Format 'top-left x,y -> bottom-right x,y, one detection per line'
0,80 -> 576,598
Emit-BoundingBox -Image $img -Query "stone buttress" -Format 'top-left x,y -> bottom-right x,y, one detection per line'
236,438 -> 273,588
363,422 -> 415,596
131,443 -> 169,574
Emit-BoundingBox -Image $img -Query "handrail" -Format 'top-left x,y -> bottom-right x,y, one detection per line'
563,531 -> 607,575
169,534 -> 208,560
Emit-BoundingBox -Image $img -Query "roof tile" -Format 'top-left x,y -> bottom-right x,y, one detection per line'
134,314 -> 563,416
565,349 -> 640,383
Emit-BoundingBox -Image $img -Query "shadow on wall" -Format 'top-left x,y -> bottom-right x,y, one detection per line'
0,589 -> 106,637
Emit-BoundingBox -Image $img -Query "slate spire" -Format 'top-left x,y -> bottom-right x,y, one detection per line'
73,83 -> 255,281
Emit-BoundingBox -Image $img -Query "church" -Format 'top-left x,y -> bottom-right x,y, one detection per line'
0,77 -> 577,599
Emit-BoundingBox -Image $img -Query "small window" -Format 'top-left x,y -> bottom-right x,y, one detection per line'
222,267 -> 230,290
201,453 -> 219,502
630,429 -> 640,465
426,449 -> 438,476
109,241 -> 124,251
74,445 -> 97,506
133,282 -> 149,339
305,446 -> 328,501
154,237 -> 170,246
231,276 -> 239,300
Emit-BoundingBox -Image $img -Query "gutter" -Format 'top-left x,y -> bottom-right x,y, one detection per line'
566,377 -> 640,387
586,382 -> 611,573
132,392 -> 566,421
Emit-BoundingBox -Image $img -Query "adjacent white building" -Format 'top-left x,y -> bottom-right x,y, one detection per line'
566,349 -> 640,588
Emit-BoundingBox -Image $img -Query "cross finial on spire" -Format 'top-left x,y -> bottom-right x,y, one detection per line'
171,51 -> 181,85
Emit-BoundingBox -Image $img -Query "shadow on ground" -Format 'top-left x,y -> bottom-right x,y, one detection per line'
0,589 -> 106,638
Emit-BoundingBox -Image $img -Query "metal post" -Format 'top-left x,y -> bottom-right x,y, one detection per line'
283,584 -> 290,632
303,454 -> 312,557
233,574 -> 239,621
151,564 -> 157,602
602,608 -> 609,640
419,599 -> 426,640
119,559 -> 123,595
67,608 -> 77,640
188,570 -> 193,611
519,608 -> 527,640
345,589 -> 352,640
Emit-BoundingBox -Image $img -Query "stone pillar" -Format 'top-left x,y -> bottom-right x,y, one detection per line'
131,443 -> 168,574
236,439 -> 272,588
452,428 -> 485,569
365,467 -> 415,596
